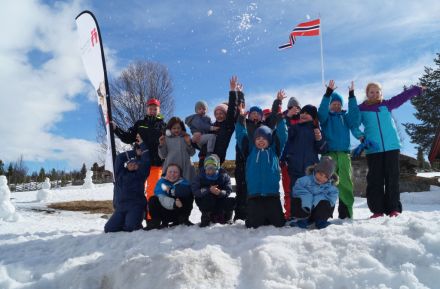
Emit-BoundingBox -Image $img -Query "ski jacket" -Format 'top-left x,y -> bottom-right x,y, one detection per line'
113,143 -> 150,209
191,168 -> 232,199
318,91 -> 360,152
158,134 -> 196,181
114,115 -> 166,167
292,166 -> 339,211
285,121 -> 327,177
185,114 -> 213,134
154,177 -> 192,210
236,119 -> 287,197
352,86 -> 422,154
280,110 -> 300,162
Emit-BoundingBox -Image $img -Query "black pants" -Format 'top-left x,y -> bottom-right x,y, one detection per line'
246,196 -> 285,229
196,194 -> 236,214
148,195 -> 193,225
291,198 -> 334,222
234,159 -> 247,220
366,150 -> 402,215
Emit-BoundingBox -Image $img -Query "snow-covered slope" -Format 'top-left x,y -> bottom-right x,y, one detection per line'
1,183 -> 439,289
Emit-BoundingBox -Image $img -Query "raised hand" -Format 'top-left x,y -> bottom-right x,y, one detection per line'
327,80 -> 337,90
276,89 -> 287,101
230,76 -> 238,91
348,81 -> 355,92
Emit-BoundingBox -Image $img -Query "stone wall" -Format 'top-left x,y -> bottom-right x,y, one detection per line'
351,154 -> 433,196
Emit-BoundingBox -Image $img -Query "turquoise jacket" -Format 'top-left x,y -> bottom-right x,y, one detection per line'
292,172 -> 339,210
236,119 -> 287,197
318,91 -> 360,152
352,86 -> 422,154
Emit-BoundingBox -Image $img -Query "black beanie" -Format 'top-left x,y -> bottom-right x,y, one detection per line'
300,104 -> 318,120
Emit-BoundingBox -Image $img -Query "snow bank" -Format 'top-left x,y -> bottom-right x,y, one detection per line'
0,184 -> 439,289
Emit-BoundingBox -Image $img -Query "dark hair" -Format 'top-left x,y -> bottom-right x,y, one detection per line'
166,116 -> 186,132
164,163 -> 182,176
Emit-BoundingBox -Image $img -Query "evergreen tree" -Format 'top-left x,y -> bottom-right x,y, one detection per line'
403,53 -> 440,153
80,163 -> 87,179
38,168 -> 46,182
416,147 -> 426,169
7,163 -> 13,183
0,160 -> 5,175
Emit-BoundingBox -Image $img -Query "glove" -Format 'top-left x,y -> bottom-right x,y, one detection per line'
351,142 -> 366,158
363,139 -> 379,151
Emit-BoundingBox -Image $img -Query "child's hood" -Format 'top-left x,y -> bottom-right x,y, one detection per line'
305,164 -> 339,185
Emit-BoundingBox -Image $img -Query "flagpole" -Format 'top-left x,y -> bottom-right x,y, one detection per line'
319,15 -> 325,87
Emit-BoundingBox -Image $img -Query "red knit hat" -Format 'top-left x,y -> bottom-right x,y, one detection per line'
263,108 -> 271,116
147,98 -> 160,107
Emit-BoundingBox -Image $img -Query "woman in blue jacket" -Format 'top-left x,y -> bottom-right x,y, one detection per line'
352,83 -> 423,218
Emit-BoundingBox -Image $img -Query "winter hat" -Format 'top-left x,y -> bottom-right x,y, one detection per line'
249,106 -> 263,117
330,92 -> 344,106
263,108 -> 271,116
314,156 -> 336,178
254,125 -> 272,144
300,104 -> 318,120
214,103 -> 228,115
195,100 -> 208,113
124,157 -> 140,168
147,98 -> 160,107
204,154 -> 220,170
287,96 -> 301,109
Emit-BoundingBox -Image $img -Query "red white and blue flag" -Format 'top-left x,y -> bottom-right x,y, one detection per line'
278,19 -> 320,50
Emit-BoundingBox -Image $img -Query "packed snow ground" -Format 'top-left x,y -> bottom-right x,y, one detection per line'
1,182 -> 440,289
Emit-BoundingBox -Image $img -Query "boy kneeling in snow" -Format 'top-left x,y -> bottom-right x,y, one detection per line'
104,135 -> 150,233
290,156 -> 339,229
192,154 -> 236,227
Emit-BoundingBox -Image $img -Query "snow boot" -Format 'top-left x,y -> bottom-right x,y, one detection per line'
370,213 -> 384,219
200,212 -> 211,227
315,220 -> 331,229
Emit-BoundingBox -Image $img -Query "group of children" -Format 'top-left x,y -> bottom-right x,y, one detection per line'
105,76 -> 423,232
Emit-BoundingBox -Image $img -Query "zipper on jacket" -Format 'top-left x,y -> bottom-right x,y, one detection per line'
375,112 -> 385,151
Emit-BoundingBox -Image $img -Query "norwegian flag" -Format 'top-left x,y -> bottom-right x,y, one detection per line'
278,19 -> 320,50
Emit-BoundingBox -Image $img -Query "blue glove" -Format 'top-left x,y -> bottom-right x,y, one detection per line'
352,142 -> 365,157
363,139 -> 379,151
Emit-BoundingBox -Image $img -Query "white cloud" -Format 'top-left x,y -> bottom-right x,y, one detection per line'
0,0 -> 106,169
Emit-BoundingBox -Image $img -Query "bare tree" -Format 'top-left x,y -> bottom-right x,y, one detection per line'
97,60 -> 174,159
110,60 -> 174,130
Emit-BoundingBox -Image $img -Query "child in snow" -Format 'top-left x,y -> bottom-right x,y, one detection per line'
290,156 -> 339,229
236,101 -> 288,228
234,90 -> 285,221
147,164 -> 194,229
185,100 -> 219,154
104,136 -> 150,233
285,104 -> 327,211
279,95 -> 301,220
352,83 -> 423,218
318,80 -> 360,219
159,117 -> 196,182
192,154 -> 236,227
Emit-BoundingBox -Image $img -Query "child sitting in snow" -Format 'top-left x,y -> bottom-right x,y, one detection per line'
290,156 -> 339,229
185,100 -> 219,154
104,135 -> 150,233
192,154 -> 236,227
236,102 -> 288,228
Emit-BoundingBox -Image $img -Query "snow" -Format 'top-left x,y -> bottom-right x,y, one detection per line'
1,182 -> 440,289
0,176 -> 20,222
417,172 -> 440,179
82,171 -> 95,190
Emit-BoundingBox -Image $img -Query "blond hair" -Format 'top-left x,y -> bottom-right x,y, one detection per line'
365,82 -> 383,102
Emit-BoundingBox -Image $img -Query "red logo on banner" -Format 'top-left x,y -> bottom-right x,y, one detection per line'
91,28 -> 98,47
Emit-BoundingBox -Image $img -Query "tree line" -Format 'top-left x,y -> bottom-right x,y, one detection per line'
0,157 -> 111,187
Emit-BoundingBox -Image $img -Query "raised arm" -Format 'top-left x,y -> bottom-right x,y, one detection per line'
384,86 -> 423,111
318,80 -> 336,125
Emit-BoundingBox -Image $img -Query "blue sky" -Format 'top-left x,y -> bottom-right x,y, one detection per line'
1,0 -> 439,173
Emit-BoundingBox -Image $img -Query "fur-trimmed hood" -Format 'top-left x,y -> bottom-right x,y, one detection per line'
305,164 -> 339,185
